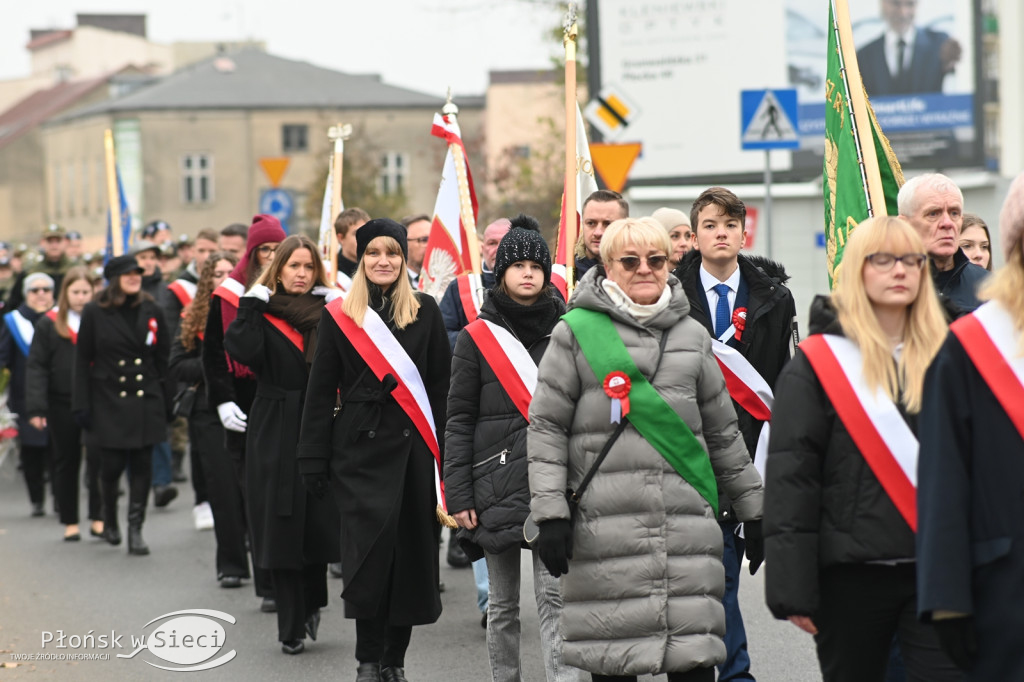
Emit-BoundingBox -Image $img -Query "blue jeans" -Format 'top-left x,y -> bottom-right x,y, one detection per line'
151,441 -> 172,487
719,522 -> 754,681
473,557 -> 489,612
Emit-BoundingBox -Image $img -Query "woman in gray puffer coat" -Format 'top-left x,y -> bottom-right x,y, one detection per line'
527,217 -> 764,682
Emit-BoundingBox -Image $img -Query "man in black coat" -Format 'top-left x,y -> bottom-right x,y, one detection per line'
674,187 -> 796,682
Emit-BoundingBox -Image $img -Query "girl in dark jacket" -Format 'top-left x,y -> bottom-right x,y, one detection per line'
444,216 -> 575,682
170,251 -> 250,586
298,219 -> 451,682
764,217 -> 958,682
27,267 -> 101,541
1,272 -> 55,516
72,255 -> 172,556
224,235 -> 340,655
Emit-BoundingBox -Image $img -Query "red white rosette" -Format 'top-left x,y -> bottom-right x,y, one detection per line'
603,370 -> 631,423
732,307 -> 747,342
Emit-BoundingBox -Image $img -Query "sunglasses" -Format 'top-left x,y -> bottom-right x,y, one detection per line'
865,252 -> 927,271
611,255 -> 669,272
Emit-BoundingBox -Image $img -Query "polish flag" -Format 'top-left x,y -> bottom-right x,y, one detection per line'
552,103 -> 599,298
420,113 -> 479,299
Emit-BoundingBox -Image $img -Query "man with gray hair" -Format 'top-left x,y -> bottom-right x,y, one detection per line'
898,173 -> 987,315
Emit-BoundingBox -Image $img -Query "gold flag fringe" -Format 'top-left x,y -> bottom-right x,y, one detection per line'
436,505 -> 459,529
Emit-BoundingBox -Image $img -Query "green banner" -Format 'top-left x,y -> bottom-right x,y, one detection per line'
563,308 -> 719,515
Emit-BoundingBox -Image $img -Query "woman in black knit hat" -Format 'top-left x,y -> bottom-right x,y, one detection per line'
443,215 -> 576,682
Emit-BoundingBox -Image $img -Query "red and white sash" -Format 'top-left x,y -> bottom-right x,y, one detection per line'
801,334 -> 919,530
325,298 -> 449,511
168,279 -> 197,308
212,278 -> 244,308
951,301 -> 1024,442
336,269 -> 353,293
464,319 -> 537,421
264,314 -> 304,352
456,274 -> 484,324
44,309 -> 80,344
711,339 -> 773,480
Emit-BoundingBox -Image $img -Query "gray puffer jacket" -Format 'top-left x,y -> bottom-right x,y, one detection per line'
527,267 -> 763,676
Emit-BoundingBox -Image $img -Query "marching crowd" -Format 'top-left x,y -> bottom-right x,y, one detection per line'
3,170 -> 1023,682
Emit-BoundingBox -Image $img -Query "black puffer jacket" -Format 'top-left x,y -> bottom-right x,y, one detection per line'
764,296 -> 917,620
931,248 -> 988,319
444,291 -> 565,557
674,250 -> 798,520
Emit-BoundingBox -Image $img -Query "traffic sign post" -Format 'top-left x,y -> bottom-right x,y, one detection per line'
259,188 -> 294,233
741,88 -> 799,260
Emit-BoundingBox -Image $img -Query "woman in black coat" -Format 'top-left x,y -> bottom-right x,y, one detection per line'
224,235 -> 340,655
72,255 -> 172,556
298,219 -> 451,682
26,267 -> 102,541
170,251 -> 251,586
0,272 -> 55,516
443,217 -> 573,682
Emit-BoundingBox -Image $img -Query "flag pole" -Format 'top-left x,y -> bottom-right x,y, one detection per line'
563,3 -> 579,298
833,0 -> 886,217
103,129 -> 122,257
327,123 -> 351,284
443,89 -> 481,274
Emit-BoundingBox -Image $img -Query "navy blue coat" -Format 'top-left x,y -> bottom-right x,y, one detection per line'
0,305 -> 48,448
917,329 -> 1024,680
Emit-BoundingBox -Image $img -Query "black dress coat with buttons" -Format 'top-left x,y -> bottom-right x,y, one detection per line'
297,291 -> 450,626
72,296 -> 171,450
224,295 -> 340,571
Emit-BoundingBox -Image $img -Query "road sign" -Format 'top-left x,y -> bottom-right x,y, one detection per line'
741,89 -> 799,150
584,86 -> 641,141
590,142 -> 642,192
259,188 -> 293,231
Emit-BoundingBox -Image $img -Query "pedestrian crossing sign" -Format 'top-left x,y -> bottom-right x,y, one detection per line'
741,89 -> 800,150
584,86 -> 641,142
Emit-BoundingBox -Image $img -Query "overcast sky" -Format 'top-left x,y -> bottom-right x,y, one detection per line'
2,0 -> 565,96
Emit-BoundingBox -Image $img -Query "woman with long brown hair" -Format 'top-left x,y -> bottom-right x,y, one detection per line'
170,250 -> 251,586
225,235 -> 341,655
27,266 -> 101,541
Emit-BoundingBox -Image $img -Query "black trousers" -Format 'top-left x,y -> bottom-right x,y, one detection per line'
592,669 -> 714,682
356,618 -> 413,668
49,398 -> 100,525
227,444 -> 274,598
814,563 -> 962,682
271,564 -> 327,642
100,447 -> 151,526
189,408 -> 248,579
19,443 -> 50,506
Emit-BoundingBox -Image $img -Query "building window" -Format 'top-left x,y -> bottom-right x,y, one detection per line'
53,164 -> 62,219
282,124 -> 308,152
379,152 -> 408,196
181,154 -> 214,204
81,160 -> 90,216
96,159 -> 105,216
66,162 -> 76,217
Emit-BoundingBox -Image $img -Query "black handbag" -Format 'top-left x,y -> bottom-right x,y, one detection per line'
172,384 -> 198,418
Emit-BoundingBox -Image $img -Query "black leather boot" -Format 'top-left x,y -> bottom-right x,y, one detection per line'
101,479 -> 121,545
355,663 -> 381,682
380,666 -> 408,682
127,503 -> 150,556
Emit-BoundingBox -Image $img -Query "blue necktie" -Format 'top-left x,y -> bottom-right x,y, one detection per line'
713,283 -> 731,338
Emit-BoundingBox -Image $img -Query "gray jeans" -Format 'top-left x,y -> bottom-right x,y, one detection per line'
484,546 -> 580,682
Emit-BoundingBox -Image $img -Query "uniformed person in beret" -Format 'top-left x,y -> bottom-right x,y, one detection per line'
7,224 -> 73,311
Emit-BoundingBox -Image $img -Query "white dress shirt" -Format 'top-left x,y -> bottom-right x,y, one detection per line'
700,264 -> 741,329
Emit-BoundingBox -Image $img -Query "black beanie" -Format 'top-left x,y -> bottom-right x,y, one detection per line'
493,214 -> 551,286
356,218 -> 409,262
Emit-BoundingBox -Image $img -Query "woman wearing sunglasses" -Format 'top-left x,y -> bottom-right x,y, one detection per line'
527,217 -> 764,682
764,216 -> 959,681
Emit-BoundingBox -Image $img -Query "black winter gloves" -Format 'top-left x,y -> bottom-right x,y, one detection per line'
744,520 -> 764,575
932,616 -> 977,670
536,518 -> 573,578
302,472 -> 330,500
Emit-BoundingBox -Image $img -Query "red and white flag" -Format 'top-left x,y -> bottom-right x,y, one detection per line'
420,113 -> 479,299
553,103 -> 600,298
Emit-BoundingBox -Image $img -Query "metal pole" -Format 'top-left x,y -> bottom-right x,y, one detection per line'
764,149 -> 773,260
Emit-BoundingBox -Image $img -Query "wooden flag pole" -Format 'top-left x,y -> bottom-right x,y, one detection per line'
103,129 -> 122,257
444,90 -> 481,275
563,4 -> 579,298
327,123 -> 351,283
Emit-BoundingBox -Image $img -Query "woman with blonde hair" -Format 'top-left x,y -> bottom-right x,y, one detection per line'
917,172 -> 1024,680
298,218 -> 451,682
225,234 -> 341,655
765,216 -> 958,681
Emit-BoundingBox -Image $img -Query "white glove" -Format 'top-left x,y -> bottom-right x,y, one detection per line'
217,401 -> 248,432
312,285 -> 343,303
243,284 -> 272,302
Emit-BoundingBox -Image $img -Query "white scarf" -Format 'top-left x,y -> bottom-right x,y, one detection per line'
601,279 -> 671,324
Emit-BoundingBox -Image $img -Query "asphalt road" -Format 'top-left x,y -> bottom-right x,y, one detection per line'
0,450 -> 820,681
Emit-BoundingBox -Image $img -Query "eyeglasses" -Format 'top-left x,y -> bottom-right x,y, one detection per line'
611,255 -> 669,272
257,245 -> 278,256
27,287 -> 53,294
408,237 -> 430,245
865,252 -> 927,271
